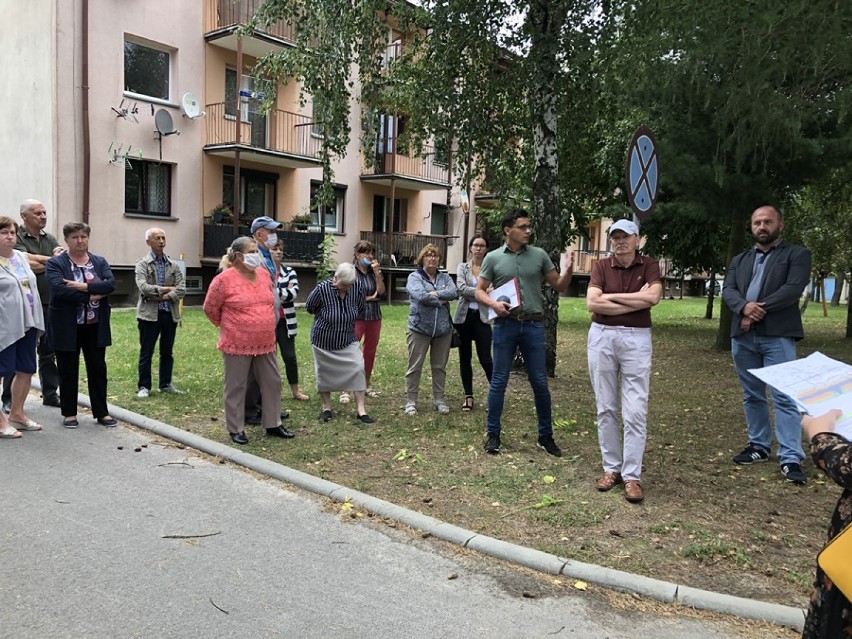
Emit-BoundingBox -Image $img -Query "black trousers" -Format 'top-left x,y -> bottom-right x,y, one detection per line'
456,308 -> 493,397
56,323 -> 109,419
137,311 -> 177,390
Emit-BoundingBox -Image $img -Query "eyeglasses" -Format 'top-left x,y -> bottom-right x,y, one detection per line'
471,244 -> 487,249
513,224 -> 531,231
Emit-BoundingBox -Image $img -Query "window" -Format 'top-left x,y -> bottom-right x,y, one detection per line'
223,167 -> 277,220
225,68 -> 267,147
372,195 -> 404,232
310,181 -> 346,232
124,39 -> 171,102
125,160 -> 171,216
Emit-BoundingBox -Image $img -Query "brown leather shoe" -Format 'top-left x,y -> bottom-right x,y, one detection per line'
624,480 -> 644,503
595,472 -> 622,491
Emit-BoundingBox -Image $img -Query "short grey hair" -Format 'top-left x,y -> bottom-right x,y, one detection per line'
145,227 -> 165,241
334,262 -> 356,286
20,199 -> 43,215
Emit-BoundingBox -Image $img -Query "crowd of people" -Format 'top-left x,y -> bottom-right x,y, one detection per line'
2,199 -> 848,636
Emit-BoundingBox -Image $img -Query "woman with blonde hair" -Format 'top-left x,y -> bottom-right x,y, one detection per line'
404,244 -> 457,415
203,237 -> 292,445
0,216 -> 45,437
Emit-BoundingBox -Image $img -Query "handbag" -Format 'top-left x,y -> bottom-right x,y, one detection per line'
450,328 -> 462,349
818,521 -> 852,598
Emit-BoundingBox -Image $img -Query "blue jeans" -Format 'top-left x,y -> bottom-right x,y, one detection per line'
486,318 -> 552,437
731,332 -> 804,464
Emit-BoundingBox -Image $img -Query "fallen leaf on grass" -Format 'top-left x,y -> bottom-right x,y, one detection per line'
573,581 -> 588,591
542,475 -> 555,484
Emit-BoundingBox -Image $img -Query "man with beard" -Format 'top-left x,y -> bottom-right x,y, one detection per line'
723,205 -> 811,484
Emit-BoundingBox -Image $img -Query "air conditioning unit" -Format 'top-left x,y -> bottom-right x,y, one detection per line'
185,276 -> 203,293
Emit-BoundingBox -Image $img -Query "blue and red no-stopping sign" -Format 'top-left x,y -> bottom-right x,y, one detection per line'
626,126 -> 658,220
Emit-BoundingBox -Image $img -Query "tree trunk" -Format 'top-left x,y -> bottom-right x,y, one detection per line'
704,271 -> 715,319
715,205 -> 749,351
831,275 -> 842,307
528,0 -> 568,377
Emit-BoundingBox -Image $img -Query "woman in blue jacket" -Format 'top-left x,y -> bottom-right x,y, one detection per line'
404,244 -> 457,416
46,223 -> 116,428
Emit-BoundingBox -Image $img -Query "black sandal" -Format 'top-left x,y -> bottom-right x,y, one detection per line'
320,409 -> 333,422
462,396 -> 474,412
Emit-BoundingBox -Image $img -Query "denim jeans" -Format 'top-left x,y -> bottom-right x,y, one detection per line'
731,332 -> 804,464
486,318 -> 552,437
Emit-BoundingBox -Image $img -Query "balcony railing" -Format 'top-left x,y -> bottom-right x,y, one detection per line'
364,139 -> 450,185
204,102 -> 322,160
203,223 -> 324,263
570,250 -> 676,278
360,231 -> 450,268
205,0 -> 296,42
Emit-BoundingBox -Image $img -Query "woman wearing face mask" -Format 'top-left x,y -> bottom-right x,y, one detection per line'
203,237 -> 289,446
338,241 -> 385,405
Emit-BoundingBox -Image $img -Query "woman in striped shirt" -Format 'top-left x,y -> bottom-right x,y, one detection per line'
270,241 -> 309,401
306,262 -> 374,424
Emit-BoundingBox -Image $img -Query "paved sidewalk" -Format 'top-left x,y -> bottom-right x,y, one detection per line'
0,398 -> 800,638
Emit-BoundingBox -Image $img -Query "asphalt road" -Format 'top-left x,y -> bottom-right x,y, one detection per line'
0,400 -> 759,638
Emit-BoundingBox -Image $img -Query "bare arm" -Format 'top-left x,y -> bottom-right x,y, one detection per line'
604,281 -> 663,309
543,251 -> 574,293
586,286 -> 641,316
476,275 -> 509,317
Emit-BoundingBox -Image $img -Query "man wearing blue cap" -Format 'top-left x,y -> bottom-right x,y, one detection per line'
244,216 -> 293,436
586,219 -> 661,503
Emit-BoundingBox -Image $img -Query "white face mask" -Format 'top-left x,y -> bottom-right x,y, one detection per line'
242,252 -> 263,271
264,233 -> 278,249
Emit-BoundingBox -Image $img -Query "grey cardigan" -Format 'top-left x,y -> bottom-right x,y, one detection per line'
135,252 -> 186,323
406,268 -> 457,337
453,260 -> 489,325
0,249 -> 45,351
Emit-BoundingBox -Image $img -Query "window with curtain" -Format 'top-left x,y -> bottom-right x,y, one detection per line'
125,160 -> 171,216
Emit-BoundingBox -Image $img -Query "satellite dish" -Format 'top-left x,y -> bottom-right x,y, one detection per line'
181,93 -> 202,119
154,109 -> 178,136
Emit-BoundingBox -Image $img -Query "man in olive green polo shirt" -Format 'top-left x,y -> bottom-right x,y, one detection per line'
475,208 -> 573,457
1,199 -> 64,411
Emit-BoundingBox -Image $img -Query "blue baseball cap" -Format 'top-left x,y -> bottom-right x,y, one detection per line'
250,216 -> 283,234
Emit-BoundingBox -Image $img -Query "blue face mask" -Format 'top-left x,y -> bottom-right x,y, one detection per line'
360,257 -> 372,267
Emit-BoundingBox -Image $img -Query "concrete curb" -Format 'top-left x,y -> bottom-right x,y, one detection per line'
56,388 -> 807,632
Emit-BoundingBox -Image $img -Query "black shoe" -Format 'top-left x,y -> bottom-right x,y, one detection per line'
484,433 -> 501,454
732,444 -> 769,465
781,462 -> 806,485
230,431 -> 249,445
1,400 -> 9,415
537,435 -> 562,457
97,417 -> 118,427
356,414 -> 375,424
42,396 -> 62,408
266,426 -> 295,439
245,415 -> 262,426
320,409 -> 333,422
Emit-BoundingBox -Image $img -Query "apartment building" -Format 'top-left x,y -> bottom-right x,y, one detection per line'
0,0 -> 470,298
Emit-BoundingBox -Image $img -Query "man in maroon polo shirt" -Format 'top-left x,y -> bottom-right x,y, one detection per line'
586,219 -> 662,503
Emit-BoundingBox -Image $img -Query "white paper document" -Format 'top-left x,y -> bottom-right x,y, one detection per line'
487,278 -> 521,320
749,352 -> 852,440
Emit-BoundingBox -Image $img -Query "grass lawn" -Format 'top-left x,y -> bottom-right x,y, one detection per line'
102,297 -> 851,607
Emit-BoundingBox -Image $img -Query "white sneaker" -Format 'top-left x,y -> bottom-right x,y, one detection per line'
404,402 -> 417,416
137,388 -> 149,398
339,392 -> 351,404
160,385 -> 183,394
366,388 -> 379,398
434,401 -> 450,415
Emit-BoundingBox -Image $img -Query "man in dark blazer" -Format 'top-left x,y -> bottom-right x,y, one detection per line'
722,205 -> 811,484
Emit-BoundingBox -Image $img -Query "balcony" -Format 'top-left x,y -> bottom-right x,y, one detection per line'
203,223 -> 324,263
205,0 -> 295,57
361,139 -> 450,191
204,102 -> 323,169
360,231 -> 451,268
572,250 -> 607,275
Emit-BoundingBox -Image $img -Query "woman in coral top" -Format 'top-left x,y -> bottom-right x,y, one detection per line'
203,237 -> 290,445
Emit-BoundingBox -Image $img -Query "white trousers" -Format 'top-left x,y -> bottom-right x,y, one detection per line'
587,322 -> 652,482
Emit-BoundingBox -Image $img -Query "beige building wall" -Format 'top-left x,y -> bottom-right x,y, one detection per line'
0,1 -> 58,230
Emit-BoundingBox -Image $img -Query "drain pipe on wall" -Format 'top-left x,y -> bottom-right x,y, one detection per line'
81,0 -> 91,224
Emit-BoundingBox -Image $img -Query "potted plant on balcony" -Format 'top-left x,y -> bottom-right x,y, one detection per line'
207,203 -> 233,225
289,212 -> 313,231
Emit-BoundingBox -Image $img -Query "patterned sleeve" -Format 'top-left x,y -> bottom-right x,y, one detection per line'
811,433 -> 852,490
